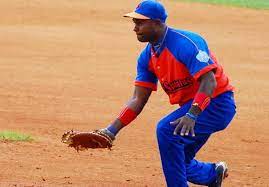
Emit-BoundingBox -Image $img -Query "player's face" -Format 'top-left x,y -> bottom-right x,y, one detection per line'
132,18 -> 159,43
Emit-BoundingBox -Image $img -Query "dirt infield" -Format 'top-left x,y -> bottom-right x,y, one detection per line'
0,0 -> 268,186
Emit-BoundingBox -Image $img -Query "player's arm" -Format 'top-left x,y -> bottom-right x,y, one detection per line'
171,70 -> 217,136
188,70 -> 217,116
105,85 -> 152,137
61,86 -> 152,151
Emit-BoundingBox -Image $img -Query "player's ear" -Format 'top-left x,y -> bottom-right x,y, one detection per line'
154,19 -> 163,26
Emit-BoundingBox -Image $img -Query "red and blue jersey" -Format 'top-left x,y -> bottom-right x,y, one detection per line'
135,27 -> 234,105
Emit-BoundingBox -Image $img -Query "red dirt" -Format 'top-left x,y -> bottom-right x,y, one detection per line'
0,0 -> 268,186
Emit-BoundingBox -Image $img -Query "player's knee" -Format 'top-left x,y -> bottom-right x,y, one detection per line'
156,119 -> 165,135
156,119 -> 173,138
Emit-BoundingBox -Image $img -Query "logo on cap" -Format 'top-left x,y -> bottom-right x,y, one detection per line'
136,3 -> 141,9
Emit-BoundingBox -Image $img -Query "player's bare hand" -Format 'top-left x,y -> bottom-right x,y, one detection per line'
170,116 -> 195,137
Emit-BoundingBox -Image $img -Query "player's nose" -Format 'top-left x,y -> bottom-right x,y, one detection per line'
133,25 -> 139,33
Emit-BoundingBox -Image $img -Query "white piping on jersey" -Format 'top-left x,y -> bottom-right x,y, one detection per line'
170,28 -> 213,64
170,29 -> 200,52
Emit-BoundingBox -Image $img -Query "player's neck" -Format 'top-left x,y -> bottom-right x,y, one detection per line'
150,24 -> 167,45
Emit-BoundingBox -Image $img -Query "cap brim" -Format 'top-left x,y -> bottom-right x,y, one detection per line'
123,12 -> 150,19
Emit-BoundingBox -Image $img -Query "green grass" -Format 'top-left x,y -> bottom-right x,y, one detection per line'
0,131 -> 34,142
179,0 -> 269,9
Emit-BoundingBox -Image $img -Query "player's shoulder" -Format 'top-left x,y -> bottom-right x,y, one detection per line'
167,27 -> 207,49
167,28 -> 204,41
140,43 -> 151,54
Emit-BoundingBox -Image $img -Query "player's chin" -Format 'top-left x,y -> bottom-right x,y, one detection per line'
136,35 -> 149,42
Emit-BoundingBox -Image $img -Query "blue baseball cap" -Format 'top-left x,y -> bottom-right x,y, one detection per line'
124,0 -> 168,23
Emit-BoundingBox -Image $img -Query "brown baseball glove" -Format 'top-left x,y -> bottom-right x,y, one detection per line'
61,129 -> 115,151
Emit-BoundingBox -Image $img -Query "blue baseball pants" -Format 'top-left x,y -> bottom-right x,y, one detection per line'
156,91 -> 236,187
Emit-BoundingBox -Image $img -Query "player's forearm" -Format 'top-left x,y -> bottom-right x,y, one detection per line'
126,96 -> 148,115
107,96 -> 148,135
197,71 -> 217,97
186,71 -> 217,119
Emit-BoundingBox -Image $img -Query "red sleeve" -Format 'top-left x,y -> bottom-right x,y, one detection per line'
192,63 -> 218,81
134,81 -> 157,91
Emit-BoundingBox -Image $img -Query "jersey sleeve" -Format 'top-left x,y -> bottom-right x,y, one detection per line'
179,38 -> 218,80
135,47 -> 158,91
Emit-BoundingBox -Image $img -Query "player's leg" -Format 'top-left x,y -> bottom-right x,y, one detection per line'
156,91 -> 236,187
185,91 -> 236,185
157,116 -> 214,186
183,133 -> 215,185
156,101 -> 192,187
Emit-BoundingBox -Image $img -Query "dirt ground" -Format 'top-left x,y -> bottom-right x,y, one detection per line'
0,0 -> 268,186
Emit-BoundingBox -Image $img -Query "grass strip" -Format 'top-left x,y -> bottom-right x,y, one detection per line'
0,130 -> 34,142
178,0 -> 269,9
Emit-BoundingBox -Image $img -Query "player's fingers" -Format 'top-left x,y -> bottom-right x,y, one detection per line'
170,118 -> 181,126
184,127 -> 190,136
180,125 -> 187,136
173,123 -> 182,135
190,127 -> 195,137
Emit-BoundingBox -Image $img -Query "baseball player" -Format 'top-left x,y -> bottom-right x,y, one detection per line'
104,1 -> 236,186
